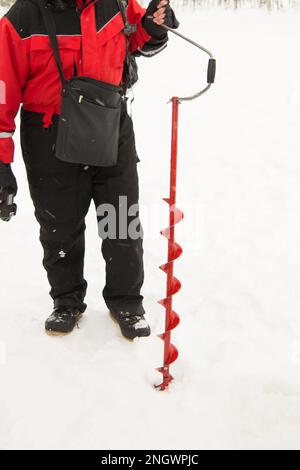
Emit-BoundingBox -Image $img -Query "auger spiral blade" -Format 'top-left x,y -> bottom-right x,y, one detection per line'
156,97 -> 183,391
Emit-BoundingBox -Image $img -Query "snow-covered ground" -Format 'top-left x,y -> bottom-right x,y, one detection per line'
1,4 -> 300,450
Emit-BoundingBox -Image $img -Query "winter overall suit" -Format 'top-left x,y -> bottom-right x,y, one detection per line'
0,0 -> 169,313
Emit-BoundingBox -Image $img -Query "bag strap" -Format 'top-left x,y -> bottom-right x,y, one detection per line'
38,1 -> 67,89
116,0 -> 134,35
116,0 -> 135,63
116,0 -> 137,97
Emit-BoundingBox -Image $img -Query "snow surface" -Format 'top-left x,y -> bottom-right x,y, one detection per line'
1,4 -> 300,450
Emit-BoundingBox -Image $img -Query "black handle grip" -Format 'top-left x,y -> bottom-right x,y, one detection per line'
207,58 -> 216,84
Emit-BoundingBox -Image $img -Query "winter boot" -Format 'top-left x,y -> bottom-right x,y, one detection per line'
110,309 -> 151,340
45,304 -> 86,335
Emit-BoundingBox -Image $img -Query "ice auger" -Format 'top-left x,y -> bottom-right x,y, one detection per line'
154,22 -> 216,391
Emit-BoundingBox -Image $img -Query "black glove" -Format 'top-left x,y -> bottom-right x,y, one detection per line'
142,0 -> 180,39
0,162 -> 17,222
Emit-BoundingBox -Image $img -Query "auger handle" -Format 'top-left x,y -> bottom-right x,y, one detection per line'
146,18 -> 216,101
207,58 -> 216,84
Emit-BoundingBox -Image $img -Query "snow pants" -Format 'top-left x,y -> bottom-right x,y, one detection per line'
20,100 -> 144,315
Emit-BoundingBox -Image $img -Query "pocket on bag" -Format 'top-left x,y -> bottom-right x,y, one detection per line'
57,93 -> 121,167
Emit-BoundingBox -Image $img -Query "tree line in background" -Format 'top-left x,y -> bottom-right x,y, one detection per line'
142,0 -> 300,8
0,0 -> 298,10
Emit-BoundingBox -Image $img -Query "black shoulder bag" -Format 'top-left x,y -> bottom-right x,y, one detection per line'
38,1 -> 123,167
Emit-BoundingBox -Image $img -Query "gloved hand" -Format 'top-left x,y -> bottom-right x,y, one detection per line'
0,162 -> 17,222
142,0 -> 180,39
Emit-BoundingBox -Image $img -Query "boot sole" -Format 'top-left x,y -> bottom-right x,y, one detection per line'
45,313 -> 83,336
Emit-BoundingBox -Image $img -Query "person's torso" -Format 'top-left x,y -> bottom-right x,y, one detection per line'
6,0 -> 131,123
25,0 -> 127,84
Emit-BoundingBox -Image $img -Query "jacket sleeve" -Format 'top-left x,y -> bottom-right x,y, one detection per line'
127,0 -> 168,57
0,15 -> 29,164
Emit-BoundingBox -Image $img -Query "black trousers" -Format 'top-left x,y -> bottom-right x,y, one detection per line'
20,102 -> 144,314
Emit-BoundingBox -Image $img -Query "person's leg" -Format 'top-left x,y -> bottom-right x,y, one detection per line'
92,104 -> 144,316
20,110 -> 92,310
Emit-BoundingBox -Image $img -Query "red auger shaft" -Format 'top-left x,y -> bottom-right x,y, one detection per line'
157,97 -> 183,390
153,23 -> 215,391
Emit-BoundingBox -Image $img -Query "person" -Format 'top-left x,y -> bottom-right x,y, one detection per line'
0,0 -> 179,339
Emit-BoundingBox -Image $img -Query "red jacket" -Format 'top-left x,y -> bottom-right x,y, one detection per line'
0,0 -> 168,163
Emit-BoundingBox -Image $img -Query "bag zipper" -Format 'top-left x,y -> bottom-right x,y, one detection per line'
78,94 -> 105,106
